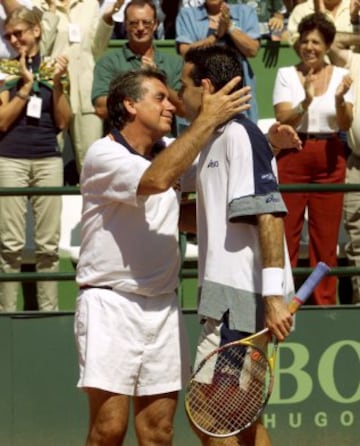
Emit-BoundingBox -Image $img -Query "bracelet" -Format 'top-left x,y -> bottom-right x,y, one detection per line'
15,91 -> 30,101
262,267 -> 284,297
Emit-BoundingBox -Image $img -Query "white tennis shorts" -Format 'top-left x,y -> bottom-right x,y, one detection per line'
74,288 -> 191,396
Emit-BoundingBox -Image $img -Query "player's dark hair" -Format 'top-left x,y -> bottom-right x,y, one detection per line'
298,12 -> 336,46
184,45 -> 244,92
107,67 -> 168,130
124,0 -> 157,21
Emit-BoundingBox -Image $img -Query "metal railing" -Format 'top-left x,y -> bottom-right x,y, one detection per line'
0,184 -> 359,283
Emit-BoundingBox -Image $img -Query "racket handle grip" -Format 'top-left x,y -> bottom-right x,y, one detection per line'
288,262 -> 330,314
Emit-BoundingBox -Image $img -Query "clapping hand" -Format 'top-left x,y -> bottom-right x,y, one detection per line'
141,56 -> 157,69
335,73 -> 352,101
53,55 -> 69,82
217,3 -> 232,38
18,48 -> 34,86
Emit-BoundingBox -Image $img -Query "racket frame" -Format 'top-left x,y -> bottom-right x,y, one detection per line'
185,262 -> 330,437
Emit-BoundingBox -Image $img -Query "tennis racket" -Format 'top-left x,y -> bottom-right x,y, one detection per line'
185,261 -> 330,438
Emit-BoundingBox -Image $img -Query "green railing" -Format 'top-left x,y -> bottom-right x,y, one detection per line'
0,185 -> 359,284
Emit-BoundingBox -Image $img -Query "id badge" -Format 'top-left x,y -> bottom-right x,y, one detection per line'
26,96 -> 42,119
68,23 -> 81,43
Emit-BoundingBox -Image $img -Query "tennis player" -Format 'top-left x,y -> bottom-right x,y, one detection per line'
74,67 -> 251,446
180,45 -> 297,446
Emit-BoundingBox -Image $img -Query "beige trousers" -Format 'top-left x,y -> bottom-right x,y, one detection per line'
0,157 -> 62,311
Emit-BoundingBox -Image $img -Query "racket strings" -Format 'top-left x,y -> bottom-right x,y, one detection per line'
186,345 -> 271,436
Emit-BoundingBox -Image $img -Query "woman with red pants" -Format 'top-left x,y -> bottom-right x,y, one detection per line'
273,12 -> 353,305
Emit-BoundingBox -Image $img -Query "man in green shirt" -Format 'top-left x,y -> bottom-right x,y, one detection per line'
92,0 -> 184,121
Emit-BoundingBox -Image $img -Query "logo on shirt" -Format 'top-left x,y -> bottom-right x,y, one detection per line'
207,159 -> 219,168
261,173 -> 276,182
265,194 -> 280,203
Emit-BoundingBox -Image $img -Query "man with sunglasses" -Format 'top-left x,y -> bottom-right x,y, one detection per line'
92,0 -> 185,126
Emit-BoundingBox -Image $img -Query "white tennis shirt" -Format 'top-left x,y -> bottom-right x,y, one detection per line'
196,117 -> 295,333
76,135 -> 181,296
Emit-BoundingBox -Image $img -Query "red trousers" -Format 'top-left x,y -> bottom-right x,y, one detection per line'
277,136 -> 346,305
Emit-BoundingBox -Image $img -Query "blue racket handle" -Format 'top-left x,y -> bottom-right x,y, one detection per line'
288,262 -> 330,314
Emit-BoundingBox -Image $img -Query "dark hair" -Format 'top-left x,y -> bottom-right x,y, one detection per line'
124,0 -> 157,21
298,12 -> 336,46
107,67 -> 167,130
184,45 -> 244,92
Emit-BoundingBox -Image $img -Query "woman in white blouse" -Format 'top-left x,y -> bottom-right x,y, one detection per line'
273,12 -> 353,305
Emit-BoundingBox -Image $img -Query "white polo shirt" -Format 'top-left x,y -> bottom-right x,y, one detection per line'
76,135 -> 181,297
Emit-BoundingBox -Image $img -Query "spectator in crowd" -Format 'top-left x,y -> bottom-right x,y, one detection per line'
288,0 -> 353,47
0,0 -> 58,60
32,0 -> 122,174
0,7 -> 72,311
330,0 -> 360,304
1,0 -> 32,59
176,0 -> 260,123
273,12 -> 353,305
92,0 -> 184,125
180,0 -> 287,40
241,0 -> 288,39
100,0 -> 166,39
75,67 -> 251,446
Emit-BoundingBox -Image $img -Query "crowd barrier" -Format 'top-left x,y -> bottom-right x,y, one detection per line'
0,185 -> 359,308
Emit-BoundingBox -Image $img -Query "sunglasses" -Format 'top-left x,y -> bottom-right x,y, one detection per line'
3,27 -> 31,42
126,19 -> 155,29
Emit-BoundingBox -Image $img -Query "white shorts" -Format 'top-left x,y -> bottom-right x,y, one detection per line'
74,288 -> 191,396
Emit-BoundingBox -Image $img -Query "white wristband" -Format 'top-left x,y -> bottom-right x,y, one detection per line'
262,267 -> 284,297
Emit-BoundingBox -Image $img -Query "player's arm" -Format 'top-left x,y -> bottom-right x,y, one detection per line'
257,213 -> 293,341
